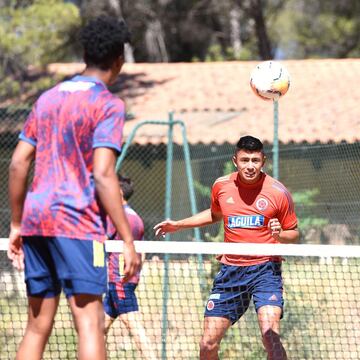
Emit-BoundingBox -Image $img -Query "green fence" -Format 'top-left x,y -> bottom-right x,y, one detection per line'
0,107 -> 360,245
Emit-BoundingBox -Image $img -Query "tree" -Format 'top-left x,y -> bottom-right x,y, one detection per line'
0,0 -> 80,102
274,0 -> 360,58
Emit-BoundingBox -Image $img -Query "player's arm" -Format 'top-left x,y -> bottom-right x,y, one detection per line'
153,208 -> 222,237
268,219 -> 299,244
93,147 -> 140,281
8,140 -> 35,270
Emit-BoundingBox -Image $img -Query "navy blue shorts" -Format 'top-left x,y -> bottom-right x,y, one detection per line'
204,261 -> 284,324
103,282 -> 139,318
23,236 -> 107,298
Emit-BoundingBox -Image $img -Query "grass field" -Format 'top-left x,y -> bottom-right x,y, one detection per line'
1,256 -> 360,359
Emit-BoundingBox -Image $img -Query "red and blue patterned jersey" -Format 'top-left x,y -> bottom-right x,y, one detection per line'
107,204 -> 144,284
19,75 -> 125,242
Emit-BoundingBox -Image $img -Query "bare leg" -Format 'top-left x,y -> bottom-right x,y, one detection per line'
119,311 -> 157,360
16,296 -> 59,360
199,317 -> 231,360
68,294 -> 106,360
257,305 -> 287,360
104,313 -> 115,336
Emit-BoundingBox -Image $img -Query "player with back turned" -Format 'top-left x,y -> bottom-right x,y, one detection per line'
154,135 -> 299,360
104,175 -> 157,359
7,16 -> 139,360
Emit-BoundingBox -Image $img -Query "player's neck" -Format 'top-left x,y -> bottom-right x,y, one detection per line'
81,68 -> 114,86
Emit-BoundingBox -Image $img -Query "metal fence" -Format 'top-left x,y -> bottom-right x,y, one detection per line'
1,107 -> 359,245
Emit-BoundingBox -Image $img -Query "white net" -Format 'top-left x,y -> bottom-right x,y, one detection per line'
1,239 -> 360,360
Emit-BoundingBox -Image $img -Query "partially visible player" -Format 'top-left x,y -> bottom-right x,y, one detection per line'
7,16 -> 140,360
154,135 -> 299,360
104,175 -> 157,360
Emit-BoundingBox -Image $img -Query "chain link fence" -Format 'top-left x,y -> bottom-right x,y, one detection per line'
1,106 -> 359,245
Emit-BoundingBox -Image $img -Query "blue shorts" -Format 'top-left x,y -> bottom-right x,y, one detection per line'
23,236 -> 107,298
103,282 -> 139,318
204,261 -> 284,324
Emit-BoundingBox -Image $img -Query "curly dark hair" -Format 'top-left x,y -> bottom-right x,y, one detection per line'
118,174 -> 134,201
80,16 -> 131,70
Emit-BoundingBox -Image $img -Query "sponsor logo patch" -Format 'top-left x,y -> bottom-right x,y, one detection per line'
227,215 -> 265,229
209,293 -> 221,300
206,300 -> 215,311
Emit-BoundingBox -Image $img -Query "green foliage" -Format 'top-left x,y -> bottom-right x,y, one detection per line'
203,44 -> 252,62
292,188 -> 329,231
275,0 -> 360,58
194,160 -> 234,201
0,0 -> 80,102
0,75 -> 21,100
0,0 -> 80,68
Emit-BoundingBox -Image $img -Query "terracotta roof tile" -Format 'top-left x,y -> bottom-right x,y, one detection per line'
47,59 -> 360,145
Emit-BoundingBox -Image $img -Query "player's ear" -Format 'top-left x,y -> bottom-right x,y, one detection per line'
232,155 -> 237,168
116,56 -> 124,71
262,155 -> 267,166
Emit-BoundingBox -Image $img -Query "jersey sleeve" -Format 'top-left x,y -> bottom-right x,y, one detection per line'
18,105 -> 37,147
93,98 -> 125,153
211,182 -> 221,214
276,188 -> 298,230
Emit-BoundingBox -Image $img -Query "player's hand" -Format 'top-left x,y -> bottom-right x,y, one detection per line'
7,224 -> 24,271
153,220 -> 179,238
122,242 -> 140,283
268,218 -> 282,239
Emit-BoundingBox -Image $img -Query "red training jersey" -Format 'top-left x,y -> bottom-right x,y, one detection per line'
211,171 -> 298,266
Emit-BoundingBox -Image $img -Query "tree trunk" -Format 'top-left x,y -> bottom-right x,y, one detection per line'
249,0 -> 273,59
230,6 -> 242,58
145,19 -> 169,62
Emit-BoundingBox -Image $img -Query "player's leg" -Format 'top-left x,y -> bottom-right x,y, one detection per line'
252,261 -> 287,360
108,282 -> 157,359
257,305 -> 287,360
52,237 -> 108,360
199,316 -> 231,360
16,296 -> 60,360
201,264 -> 251,359
104,313 -> 115,336
103,283 -> 117,336
68,294 -> 106,360
17,236 -> 62,360
119,311 -> 158,360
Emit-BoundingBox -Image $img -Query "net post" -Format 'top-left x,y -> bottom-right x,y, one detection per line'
161,111 -> 175,360
178,119 -> 206,296
273,99 -> 279,180
113,115 -> 203,359
115,122 -> 141,172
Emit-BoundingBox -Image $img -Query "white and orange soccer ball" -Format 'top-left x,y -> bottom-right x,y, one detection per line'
250,60 -> 290,101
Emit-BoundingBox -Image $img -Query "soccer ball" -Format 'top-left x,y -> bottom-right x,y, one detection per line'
250,61 -> 290,101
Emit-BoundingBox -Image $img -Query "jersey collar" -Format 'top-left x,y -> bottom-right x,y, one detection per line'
71,75 -> 106,88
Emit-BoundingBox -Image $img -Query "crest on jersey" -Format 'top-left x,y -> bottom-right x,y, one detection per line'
256,198 -> 269,211
206,300 -> 215,311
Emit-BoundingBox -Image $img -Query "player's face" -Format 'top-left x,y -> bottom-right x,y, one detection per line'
232,150 -> 265,184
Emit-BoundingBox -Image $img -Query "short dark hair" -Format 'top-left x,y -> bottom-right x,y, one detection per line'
80,16 -> 131,70
118,174 -> 134,201
235,135 -> 264,153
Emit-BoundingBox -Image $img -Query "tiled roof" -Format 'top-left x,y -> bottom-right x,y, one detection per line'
48,59 -> 360,145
